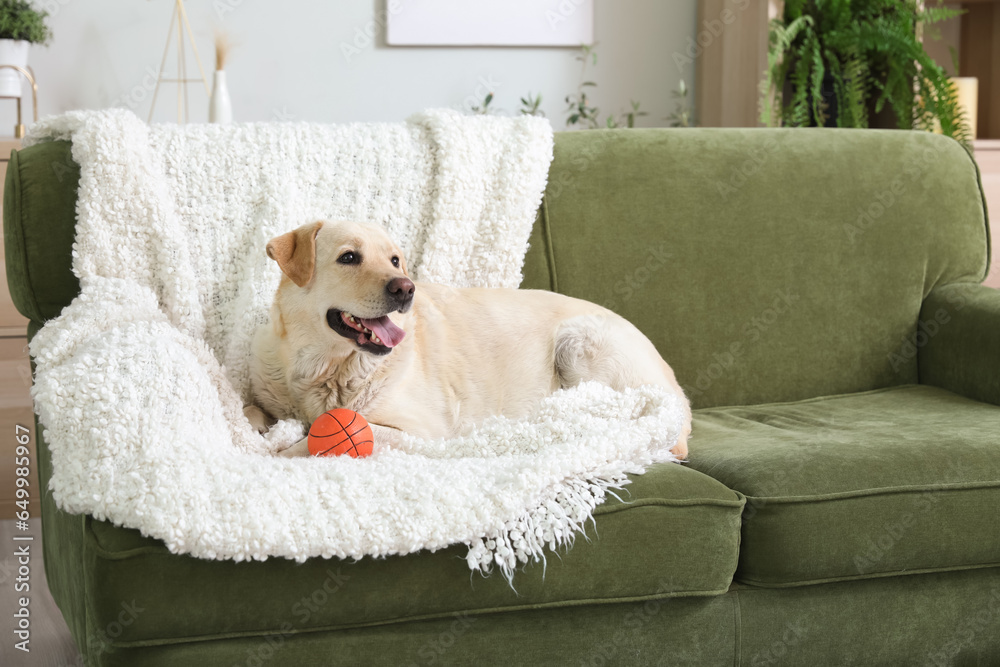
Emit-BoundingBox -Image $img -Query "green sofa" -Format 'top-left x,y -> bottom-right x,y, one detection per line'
5,128 -> 1000,666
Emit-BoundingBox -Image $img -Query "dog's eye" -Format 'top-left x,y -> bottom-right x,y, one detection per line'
391,256 -> 400,268
337,251 -> 359,265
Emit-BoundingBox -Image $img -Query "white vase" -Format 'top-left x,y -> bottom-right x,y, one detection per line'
209,70 -> 232,123
0,39 -> 30,98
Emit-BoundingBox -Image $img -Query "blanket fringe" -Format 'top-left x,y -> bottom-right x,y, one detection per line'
465,473 -> 632,586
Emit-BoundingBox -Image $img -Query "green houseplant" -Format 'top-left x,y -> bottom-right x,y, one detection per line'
760,0 -> 970,146
565,45 -> 648,129
0,0 -> 50,43
0,0 -> 51,98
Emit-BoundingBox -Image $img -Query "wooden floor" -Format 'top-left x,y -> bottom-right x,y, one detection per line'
0,518 -> 80,666
0,337 -> 39,520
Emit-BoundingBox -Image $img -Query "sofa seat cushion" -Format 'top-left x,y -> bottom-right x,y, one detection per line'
688,384 -> 1000,587
76,461 -> 743,647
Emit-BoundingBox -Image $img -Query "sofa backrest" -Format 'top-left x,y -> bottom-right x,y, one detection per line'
521,128 -> 989,408
5,130 -> 989,409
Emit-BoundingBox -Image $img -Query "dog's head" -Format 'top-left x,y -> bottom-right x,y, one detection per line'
266,220 -> 414,357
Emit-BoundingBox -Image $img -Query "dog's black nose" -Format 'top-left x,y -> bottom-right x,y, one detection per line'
386,277 -> 415,311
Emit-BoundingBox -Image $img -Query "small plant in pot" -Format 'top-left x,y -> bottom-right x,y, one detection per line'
760,0 -> 970,146
0,0 -> 51,97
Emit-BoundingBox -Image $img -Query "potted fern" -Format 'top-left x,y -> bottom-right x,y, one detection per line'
0,0 -> 50,97
761,0 -> 970,146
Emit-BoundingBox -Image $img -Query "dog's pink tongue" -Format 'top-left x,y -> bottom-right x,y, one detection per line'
359,316 -> 406,347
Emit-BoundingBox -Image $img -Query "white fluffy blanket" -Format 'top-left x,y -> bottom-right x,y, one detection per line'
26,109 -> 684,581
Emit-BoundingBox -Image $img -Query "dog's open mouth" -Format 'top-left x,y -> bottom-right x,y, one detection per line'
326,309 -> 406,354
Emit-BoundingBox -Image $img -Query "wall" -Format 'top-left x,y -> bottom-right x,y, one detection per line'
0,0 -> 697,134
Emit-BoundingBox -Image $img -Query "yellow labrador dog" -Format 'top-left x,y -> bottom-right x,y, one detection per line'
246,220 -> 691,458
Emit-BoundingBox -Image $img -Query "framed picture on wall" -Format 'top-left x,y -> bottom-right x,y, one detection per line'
386,0 -> 594,47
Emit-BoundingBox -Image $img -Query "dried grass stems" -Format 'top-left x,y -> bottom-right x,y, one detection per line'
214,30 -> 232,71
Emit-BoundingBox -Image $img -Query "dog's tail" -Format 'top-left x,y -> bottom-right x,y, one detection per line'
554,313 -> 691,458
554,314 -> 652,391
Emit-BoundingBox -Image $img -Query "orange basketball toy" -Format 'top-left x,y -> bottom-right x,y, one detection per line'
308,409 -> 374,458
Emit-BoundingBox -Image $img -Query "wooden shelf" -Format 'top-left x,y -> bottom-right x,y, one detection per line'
958,1 -> 1000,139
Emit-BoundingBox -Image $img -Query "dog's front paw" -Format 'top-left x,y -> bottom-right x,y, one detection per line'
244,405 -> 276,434
277,436 -> 311,458
371,424 -> 404,450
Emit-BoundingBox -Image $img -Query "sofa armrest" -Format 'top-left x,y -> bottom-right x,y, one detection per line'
918,283 -> 1000,406
3,141 -> 81,324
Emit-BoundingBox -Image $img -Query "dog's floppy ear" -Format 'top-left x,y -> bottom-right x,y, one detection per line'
266,221 -> 324,287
